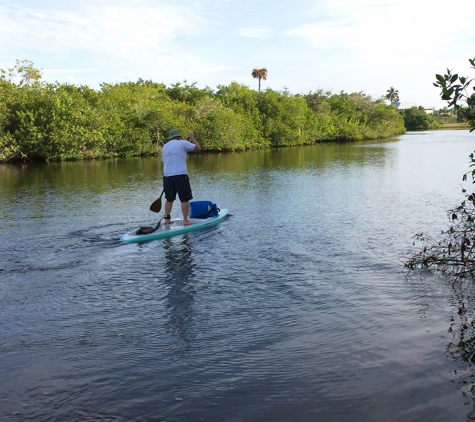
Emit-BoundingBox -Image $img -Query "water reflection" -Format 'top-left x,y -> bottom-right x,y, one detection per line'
444,281 -> 475,420
163,236 -> 196,349
407,270 -> 475,420
2,131 -> 474,421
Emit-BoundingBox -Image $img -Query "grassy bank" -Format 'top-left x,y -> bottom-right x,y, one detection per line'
439,122 -> 471,130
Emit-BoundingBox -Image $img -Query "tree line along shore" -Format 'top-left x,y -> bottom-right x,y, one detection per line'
0,60 -> 440,163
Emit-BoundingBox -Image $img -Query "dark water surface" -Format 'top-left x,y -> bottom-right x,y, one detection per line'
1,130 -> 475,421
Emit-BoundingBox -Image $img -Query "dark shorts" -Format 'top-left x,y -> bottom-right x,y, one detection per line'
163,174 -> 193,203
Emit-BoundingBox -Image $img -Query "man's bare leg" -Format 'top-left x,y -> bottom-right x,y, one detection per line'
164,201 -> 173,224
181,201 -> 193,225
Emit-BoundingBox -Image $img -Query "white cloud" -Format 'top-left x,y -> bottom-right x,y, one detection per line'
1,0 -> 475,107
0,2 -> 199,61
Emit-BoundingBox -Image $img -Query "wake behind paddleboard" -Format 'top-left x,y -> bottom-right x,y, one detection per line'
120,209 -> 228,243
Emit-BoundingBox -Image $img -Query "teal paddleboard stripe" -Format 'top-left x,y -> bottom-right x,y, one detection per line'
120,209 -> 228,243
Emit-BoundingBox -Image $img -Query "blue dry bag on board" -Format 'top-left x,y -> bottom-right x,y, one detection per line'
189,201 -> 220,219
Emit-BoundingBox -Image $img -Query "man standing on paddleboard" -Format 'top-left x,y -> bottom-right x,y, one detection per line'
161,129 -> 200,226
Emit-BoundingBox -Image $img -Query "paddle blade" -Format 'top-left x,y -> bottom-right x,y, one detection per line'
150,197 -> 162,213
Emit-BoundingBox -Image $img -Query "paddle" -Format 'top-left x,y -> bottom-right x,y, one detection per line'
136,218 -> 162,235
135,189 -> 165,234
150,189 -> 165,213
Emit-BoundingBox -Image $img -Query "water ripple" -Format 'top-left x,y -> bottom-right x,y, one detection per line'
1,133 -> 471,421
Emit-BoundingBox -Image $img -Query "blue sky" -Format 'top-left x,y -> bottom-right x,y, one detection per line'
1,0 -> 474,108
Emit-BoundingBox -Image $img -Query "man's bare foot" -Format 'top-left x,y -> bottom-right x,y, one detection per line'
183,220 -> 194,226
164,220 -> 173,225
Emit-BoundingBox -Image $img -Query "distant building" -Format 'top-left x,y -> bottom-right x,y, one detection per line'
394,101 -> 436,114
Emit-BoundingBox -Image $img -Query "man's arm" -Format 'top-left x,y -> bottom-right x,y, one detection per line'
188,131 -> 200,152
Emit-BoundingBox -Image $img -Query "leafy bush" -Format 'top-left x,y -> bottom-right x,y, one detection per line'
401,107 -> 440,131
0,61 -> 408,162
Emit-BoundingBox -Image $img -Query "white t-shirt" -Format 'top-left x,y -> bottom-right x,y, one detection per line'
162,140 -> 196,177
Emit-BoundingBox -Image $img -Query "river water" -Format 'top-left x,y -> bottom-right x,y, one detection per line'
1,130 -> 475,421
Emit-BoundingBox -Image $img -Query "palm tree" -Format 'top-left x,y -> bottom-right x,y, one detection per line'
251,68 -> 268,92
386,87 -> 400,105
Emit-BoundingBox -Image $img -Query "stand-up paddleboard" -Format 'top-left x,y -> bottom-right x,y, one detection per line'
120,209 -> 228,244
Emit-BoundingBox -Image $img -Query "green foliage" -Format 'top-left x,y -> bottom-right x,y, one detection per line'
216,82 -> 261,120
192,102 -> 263,151
0,60 -> 408,162
166,81 -> 214,105
326,92 -> 406,140
97,80 -> 177,157
401,107 -> 440,131
303,89 -> 331,115
406,58 -> 475,280
434,58 -> 475,131
0,59 -> 42,87
385,87 -> 399,105
256,90 -> 307,146
365,101 -> 406,138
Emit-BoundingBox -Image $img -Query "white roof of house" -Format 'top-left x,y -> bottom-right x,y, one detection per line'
395,101 -> 436,110
395,101 -> 422,109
